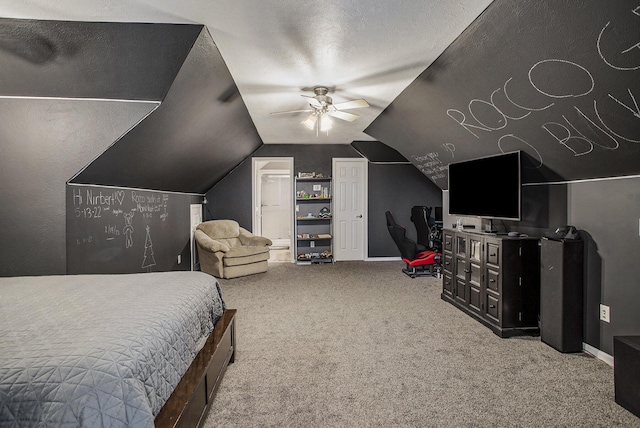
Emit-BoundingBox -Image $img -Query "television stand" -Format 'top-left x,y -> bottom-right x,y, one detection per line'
441,229 -> 540,337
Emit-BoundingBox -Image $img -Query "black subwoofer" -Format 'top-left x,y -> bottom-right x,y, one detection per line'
540,237 -> 584,352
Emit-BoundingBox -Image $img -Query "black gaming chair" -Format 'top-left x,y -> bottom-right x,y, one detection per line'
411,206 -> 443,253
411,206 -> 432,248
385,211 -> 441,278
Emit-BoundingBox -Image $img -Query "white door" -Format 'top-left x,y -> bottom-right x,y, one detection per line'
333,158 -> 367,261
190,204 -> 202,271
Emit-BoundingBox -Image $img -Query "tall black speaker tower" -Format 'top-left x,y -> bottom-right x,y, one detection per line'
540,236 -> 584,352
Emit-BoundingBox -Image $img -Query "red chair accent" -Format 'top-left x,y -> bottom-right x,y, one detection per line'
386,211 -> 442,278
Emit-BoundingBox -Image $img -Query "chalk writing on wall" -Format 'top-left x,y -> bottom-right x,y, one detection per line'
412,152 -> 448,182
364,1 -> 640,187
445,9 -> 640,165
141,225 -> 157,270
123,211 -> 135,248
597,16 -> 640,72
69,186 -> 171,270
67,184 -> 200,275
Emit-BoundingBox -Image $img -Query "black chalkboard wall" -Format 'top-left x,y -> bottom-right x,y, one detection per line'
365,0 -> 640,188
66,184 -> 202,274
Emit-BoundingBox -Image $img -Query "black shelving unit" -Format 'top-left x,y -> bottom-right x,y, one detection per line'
294,177 -> 333,264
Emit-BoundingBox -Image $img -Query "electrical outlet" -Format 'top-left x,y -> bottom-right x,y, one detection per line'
177,255 -> 182,264
600,304 -> 610,323
310,241 -> 315,248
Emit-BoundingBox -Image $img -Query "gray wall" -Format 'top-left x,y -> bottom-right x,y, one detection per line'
363,0 -> 640,358
368,163 -> 442,257
0,99 -> 154,276
66,184 -> 202,274
72,27 -> 262,193
206,144 -> 442,257
443,176 -> 640,356
366,1 -> 640,187
568,176 -> 640,355
205,144 -> 360,230
0,21 -> 261,276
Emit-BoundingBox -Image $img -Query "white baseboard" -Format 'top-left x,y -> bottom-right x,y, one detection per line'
365,257 -> 402,262
583,343 -> 614,367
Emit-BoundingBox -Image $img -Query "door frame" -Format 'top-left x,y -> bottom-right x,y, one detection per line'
252,157 -> 295,262
332,157 -> 368,261
189,203 -> 202,271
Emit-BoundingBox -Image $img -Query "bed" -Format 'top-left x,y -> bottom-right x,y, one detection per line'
0,271 -> 236,427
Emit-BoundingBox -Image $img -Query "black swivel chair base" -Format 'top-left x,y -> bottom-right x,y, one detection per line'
403,263 -> 442,279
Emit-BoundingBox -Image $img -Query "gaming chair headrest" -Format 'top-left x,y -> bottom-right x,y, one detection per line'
385,211 -> 418,260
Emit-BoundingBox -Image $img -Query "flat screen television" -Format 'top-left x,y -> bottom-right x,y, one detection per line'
448,151 -> 521,221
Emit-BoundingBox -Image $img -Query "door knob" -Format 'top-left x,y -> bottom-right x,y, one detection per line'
356,214 -> 362,218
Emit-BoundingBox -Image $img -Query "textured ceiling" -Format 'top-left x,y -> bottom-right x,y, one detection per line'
0,0 -> 493,144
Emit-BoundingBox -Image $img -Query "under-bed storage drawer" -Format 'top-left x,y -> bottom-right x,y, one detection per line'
206,312 -> 236,399
177,310 -> 236,428
158,309 -> 237,428
177,377 -> 208,428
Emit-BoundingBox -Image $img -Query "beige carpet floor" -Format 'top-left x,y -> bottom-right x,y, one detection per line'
203,261 -> 639,427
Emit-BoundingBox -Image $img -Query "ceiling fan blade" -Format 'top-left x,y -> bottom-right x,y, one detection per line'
333,99 -> 370,110
270,109 -> 314,115
301,95 -> 323,108
328,110 -> 359,122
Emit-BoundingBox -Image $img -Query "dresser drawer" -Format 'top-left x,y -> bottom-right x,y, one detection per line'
486,242 -> 500,265
443,232 -> 454,252
443,274 -> 453,297
486,293 -> 500,323
443,253 -> 453,274
486,269 -> 499,293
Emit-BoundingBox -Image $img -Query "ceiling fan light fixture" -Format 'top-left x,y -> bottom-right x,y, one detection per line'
302,114 -> 317,130
276,86 -> 370,135
320,114 -> 333,132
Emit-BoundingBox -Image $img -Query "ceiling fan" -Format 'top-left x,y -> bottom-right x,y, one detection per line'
271,86 -> 369,134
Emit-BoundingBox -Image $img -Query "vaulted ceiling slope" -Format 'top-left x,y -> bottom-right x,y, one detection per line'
366,0 -> 640,189
0,18 -> 197,100
0,1 -> 494,146
71,26 -> 263,193
0,18 -> 263,193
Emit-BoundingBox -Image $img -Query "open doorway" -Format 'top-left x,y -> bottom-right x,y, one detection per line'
252,157 -> 294,263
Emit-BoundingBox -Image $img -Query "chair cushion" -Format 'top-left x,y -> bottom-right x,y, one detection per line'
403,251 -> 438,267
415,250 -> 436,259
197,220 -> 240,239
222,260 -> 269,279
223,246 -> 270,266
216,237 -> 242,249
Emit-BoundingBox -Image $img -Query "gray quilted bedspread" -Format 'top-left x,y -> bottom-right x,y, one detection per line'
0,271 -> 225,427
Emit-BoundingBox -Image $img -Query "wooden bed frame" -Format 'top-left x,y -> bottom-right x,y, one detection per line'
155,308 -> 236,428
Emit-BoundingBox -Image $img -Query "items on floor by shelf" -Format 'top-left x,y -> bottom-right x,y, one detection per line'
296,251 -> 333,262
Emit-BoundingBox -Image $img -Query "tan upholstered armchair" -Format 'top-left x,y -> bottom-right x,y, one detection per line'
195,220 -> 272,279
